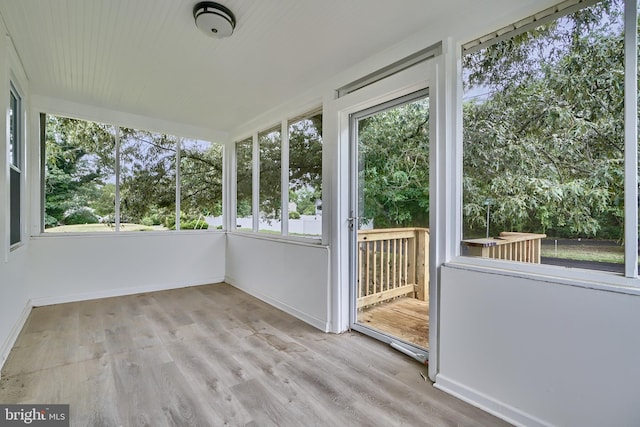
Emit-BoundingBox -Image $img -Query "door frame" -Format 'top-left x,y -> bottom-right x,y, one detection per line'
326,39 -> 458,381
326,51 -> 450,381
348,88 -> 431,356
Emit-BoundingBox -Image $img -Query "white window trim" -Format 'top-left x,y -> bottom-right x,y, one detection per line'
8,81 -> 24,250
231,107 -> 324,244
623,0 -> 638,278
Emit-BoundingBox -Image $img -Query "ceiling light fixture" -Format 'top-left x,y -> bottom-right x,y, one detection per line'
193,2 -> 236,38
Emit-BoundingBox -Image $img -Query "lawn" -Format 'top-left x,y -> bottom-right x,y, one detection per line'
541,240 -> 624,264
45,223 -> 168,232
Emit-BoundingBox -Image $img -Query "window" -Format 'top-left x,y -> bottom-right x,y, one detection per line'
288,111 -> 323,237
258,126 -> 282,234
180,139 -> 223,230
119,128 -> 177,230
44,116 -> 116,232
235,137 -> 253,230
461,0 -> 636,276
43,114 -> 222,232
9,84 -> 21,246
233,109 -> 323,239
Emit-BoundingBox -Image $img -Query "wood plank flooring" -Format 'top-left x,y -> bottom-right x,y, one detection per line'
359,297 -> 429,349
0,283 -> 509,426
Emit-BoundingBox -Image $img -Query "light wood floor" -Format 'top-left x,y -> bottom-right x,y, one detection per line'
359,297 -> 429,349
0,283 -> 509,427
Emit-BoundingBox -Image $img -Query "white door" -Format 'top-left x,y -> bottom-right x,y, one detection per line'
349,89 -> 431,361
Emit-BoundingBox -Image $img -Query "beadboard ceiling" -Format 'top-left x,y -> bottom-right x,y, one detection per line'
0,0 -> 548,134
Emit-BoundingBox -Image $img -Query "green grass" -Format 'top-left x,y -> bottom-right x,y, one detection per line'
45,223 -> 168,233
541,243 -> 624,264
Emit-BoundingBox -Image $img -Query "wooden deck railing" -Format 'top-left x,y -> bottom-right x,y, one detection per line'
462,232 -> 546,263
357,228 -> 429,309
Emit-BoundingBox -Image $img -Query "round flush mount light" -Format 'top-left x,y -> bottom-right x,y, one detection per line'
193,2 -> 236,38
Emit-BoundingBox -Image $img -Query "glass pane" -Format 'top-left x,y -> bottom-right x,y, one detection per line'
10,168 -> 20,244
355,95 -> 430,351
44,115 -> 116,232
236,138 -> 253,230
259,127 -> 281,234
358,98 -> 430,229
288,113 -> 322,237
120,128 -> 176,231
180,139 -> 223,231
462,0 -> 625,273
9,90 -> 18,167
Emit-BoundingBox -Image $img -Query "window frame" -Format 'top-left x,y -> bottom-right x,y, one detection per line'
234,136 -> 254,231
286,110 -> 323,239
454,0 -> 639,288
231,107 -> 323,243
258,125 -> 283,234
9,82 -> 22,248
40,113 -> 224,234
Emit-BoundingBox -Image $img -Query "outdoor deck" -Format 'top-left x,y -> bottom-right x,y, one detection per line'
359,297 -> 429,349
356,229 -> 545,351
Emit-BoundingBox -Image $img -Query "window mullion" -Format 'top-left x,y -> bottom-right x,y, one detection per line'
252,133 -> 259,232
281,119 -> 289,236
115,127 -> 121,232
176,138 -> 182,231
624,0 -> 638,279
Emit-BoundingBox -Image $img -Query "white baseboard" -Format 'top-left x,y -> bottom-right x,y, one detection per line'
225,275 -> 330,332
434,375 -> 552,427
30,277 -> 226,307
0,299 -> 32,378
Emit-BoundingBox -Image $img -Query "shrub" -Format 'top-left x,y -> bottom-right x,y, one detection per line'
289,211 -> 301,219
44,214 -> 59,228
63,207 -> 99,225
141,217 -> 155,226
181,219 -> 209,230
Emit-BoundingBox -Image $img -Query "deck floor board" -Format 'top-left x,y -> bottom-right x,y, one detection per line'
359,297 -> 429,349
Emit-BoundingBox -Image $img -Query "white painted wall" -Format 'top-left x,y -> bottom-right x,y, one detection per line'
0,20 -> 33,371
436,265 -> 640,427
225,233 -> 330,331
0,248 -> 31,371
28,232 -> 226,305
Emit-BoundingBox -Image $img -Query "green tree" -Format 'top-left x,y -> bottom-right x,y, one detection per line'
180,142 -> 223,218
462,0 -> 625,239
44,116 -> 115,226
358,98 -> 430,228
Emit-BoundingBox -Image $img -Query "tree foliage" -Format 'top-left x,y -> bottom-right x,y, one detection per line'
235,114 -> 323,222
463,0 -> 625,239
45,118 -> 222,229
358,98 -> 430,228
44,116 -> 115,226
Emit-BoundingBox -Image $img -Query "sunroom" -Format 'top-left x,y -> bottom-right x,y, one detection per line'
1,0 -> 639,426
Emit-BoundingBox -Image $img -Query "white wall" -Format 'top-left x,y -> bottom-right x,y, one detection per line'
436,265 -> 640,427
225,233 -> 330,331
28,232 -> 226,305
0,249 -> 31,371
0,22 -> 32,370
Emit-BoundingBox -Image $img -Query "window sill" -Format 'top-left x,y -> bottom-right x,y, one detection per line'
9,241 -> 25,252
229,230 -> 324,247
446,256 -> 640,296
32,229 -> 226,239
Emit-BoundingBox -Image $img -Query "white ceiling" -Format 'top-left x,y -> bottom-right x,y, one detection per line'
0,0 -> 554,134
